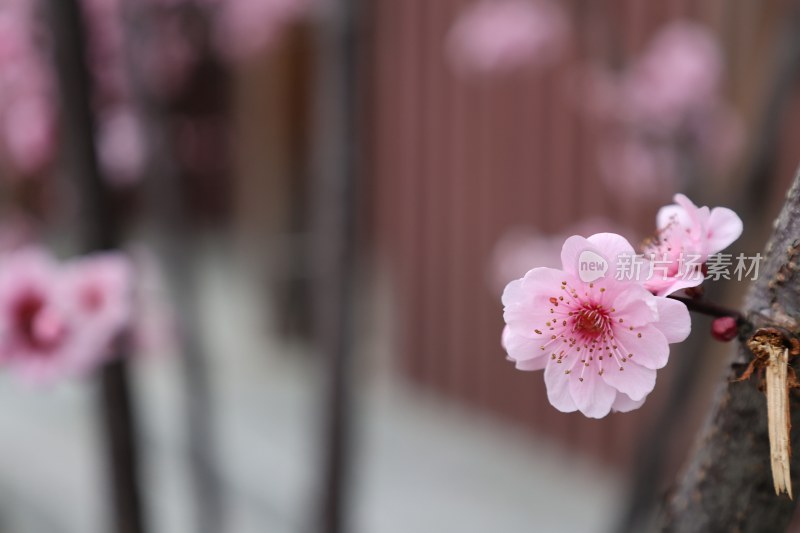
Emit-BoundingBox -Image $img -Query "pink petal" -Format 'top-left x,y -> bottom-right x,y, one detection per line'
503,267 -> 569,337
656,204 -> 690,230
586,232 -> 636,262
516,357 -> 548,371
568,365 -> 616,418
600,359 -> 656,401
612,286 -> 658,327
611,392 -> 647,413
643,272 -> 703,297
501,326 -> 548,369
706,206 -> 743,253
560,235 -> 592,277
653,296 -> 691,343
560,233 -> 635,288
613,323 -> 669,370
673,193 -> 706,230
544,359 -> 577,413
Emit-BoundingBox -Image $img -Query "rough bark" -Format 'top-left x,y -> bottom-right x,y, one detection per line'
661,172 -> 800,532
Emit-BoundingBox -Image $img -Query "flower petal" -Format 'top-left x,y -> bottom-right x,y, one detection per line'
706,206 -> 743,253
544,359 -> 577,413
502,326 -> 548,370
611,391 -> 647,413
653,296 -> 691,343
613,323 -> 670,369
568,365 -> 616,418
560,235 -> 592,277
643,270 -> 704,297
656,204 -> 690,230
503,267 -> 571,338
586,232 -> 636,262
600,359 -> 656,401
516,357 -> 548,371
612,285 -> 658,327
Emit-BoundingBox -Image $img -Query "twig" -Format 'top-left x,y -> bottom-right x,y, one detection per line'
668,295 -> 747,324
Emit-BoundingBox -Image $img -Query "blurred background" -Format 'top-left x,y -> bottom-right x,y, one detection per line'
1,0 -> 800,532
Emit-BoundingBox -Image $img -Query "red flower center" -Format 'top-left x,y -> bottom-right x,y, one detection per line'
11,290 -> 64,353
574,306 -> 609,339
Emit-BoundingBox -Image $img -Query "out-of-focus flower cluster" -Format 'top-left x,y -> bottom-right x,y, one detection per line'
0,248 -> 132,385
0,0 -> 58,179
587,22 -> 743,200
447,0 -> 569,75
0,0 -> 316,184
0,243 -> 178,386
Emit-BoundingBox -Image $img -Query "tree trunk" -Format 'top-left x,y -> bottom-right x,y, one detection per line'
661,171 -> 800,531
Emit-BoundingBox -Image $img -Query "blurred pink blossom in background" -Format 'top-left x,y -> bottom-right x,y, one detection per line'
97,107 -> 147,186
0,1 -> 57,178
0,248 -> 134,385
64,252 -> 134,362
585,21 -> 744,201
622,22 -> 723,132
446,0 -> 570,75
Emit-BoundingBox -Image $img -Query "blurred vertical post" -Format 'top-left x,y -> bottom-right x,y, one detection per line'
44,1 -> 146,533
114,3 -> 227,532
312,0 -> 361,531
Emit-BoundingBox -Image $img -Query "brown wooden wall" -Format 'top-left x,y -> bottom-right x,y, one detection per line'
365,0 -> 800,468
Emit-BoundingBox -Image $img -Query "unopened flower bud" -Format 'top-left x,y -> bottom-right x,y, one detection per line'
711,316 -> 738,342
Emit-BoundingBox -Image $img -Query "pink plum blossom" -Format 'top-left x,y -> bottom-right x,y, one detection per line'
0,249 -> 86,384
63,252 -> 134,362
0,248 -> 135,385
0,2 -> 57,178
502,233 -> 690,418
643,194 -> 743,296
446,0 -> 569,75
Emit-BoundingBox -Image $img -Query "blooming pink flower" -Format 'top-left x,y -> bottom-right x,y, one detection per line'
643,194 -> 743,296
446,0 -> 569,75
63,252 -> 134,362
0,249 -> 86,384
502,233 -> 690,418
0,248 -> 135,385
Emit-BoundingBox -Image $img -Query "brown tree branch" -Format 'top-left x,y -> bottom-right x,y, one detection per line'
660,171 -> 800,531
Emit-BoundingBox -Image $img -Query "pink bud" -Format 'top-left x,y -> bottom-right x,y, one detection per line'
711,316 -> 738,342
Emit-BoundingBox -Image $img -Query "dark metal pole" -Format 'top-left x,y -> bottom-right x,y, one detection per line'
45,2 -> 146,533
313,0 -> 361,531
